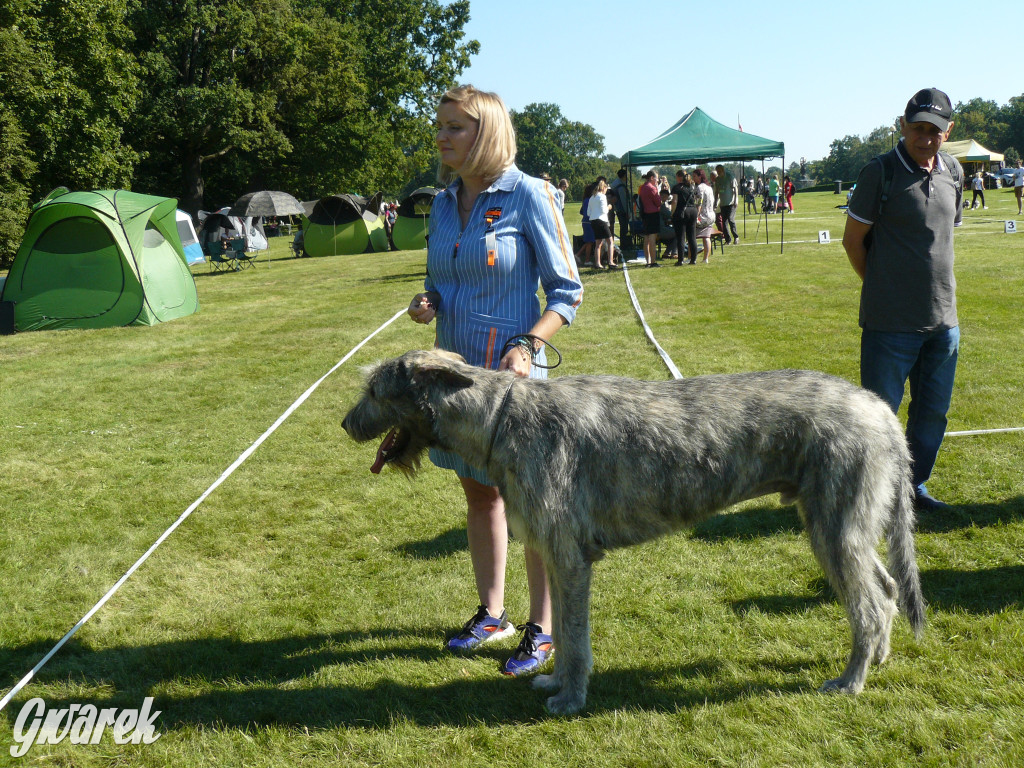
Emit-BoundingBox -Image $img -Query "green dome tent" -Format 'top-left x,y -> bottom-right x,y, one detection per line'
0,188 -> 199,333
391,187 -> 440,251
302,193 -> 388,257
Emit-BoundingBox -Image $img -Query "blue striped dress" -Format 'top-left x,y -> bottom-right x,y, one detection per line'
425,164 -> 583,484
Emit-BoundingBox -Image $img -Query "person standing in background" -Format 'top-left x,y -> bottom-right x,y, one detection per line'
639,170 -> 662,267
714,164 -> 739,243
842,87 -> 964,512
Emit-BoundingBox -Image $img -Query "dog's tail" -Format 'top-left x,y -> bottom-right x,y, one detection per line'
888,468 -> 925,638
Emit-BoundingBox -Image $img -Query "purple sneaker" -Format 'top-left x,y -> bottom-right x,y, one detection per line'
502,622 -> 553,676
446,605 -> 515,652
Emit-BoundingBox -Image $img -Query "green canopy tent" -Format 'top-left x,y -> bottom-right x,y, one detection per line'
302,193 -> 388,257
621,107 -> 786,252
0,189 -> 199,333
391,187 -> 441,251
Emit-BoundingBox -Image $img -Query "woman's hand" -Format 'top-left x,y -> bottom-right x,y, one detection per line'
408,292 -> 439,324
499,344 -> 532,377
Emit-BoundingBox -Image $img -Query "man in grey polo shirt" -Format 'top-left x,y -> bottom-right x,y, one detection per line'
714,165 -> 739,244
842,87 -> 964,512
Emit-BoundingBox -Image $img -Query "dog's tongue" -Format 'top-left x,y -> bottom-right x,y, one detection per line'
370,429 -> 398,474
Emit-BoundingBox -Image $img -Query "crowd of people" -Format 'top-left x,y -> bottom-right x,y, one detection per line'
570,165 -> 793,268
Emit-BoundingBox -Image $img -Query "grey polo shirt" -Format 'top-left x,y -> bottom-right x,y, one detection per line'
847,140 -> 963,333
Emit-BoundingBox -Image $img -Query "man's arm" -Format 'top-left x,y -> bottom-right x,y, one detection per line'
842,216 -> 872,281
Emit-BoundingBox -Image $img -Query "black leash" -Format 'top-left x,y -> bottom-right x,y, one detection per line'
485,334 -> 562,465
500,333 -> 562,370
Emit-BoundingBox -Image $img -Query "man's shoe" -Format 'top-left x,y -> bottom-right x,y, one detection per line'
446,605 -> 515,652
914,491 -> 951,512
502,623 -> 553,676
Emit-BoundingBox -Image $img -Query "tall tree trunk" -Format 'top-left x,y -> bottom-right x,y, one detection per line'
182,148 -> 204,214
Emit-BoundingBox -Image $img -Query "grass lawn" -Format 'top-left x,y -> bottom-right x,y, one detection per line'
0,187 -> 1022,766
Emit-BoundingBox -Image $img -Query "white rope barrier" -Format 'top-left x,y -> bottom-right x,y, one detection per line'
621,262 -> 683,380
946,427 -> 1024,437
0,308 -> 407,713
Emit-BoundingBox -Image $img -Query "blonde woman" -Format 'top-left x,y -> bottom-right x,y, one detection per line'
408,84 -> 583,676
586,178 -> 616,268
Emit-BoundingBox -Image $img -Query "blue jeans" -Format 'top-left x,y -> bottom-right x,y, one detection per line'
860,327 -> 959,496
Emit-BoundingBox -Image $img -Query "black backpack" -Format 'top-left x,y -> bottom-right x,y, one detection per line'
865,149 -> 963,249
874,148 -> 963,218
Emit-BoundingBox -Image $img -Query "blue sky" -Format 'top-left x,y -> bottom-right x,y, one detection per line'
458,0 -> 1021,168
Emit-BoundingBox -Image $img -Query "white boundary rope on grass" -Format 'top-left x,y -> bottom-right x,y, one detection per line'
621,262 -> 683,380
946,427 -> 1024,437
0,307 -> 407,714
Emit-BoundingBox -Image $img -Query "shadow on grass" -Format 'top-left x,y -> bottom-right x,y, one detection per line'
0,633 -> 810,729
915,496 -> 1024,534
691,496 -> 1024,542
921,564 -> 1023,612
728,564 -> 1022,617
395,526 -> 467,559
730,577 -> 833,616
359,266 -> 427,286
691,504 -> 802,542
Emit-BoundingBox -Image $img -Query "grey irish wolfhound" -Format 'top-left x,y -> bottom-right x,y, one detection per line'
342,349 -> 924,714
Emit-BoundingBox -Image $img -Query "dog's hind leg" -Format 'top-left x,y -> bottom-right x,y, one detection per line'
540,560 -> 593,715
870,554 -> 899,665
802,494 -> 892,694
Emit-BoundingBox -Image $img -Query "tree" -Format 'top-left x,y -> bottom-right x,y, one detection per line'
950,98 -> 1007,149
1,0 -> 139,197
0,111 -> 36,269
1,0 -> 136,265
128,0 -> 478,212
510,103 -> 604,197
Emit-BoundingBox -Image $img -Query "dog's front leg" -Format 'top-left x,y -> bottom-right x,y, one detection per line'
541,560 -> 593,715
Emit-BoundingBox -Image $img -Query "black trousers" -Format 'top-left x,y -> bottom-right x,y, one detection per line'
673,207 -> 698,263
971,189 -> 985,208
720,203 -> 738,241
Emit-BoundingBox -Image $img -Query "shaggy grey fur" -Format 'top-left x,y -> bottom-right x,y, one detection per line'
342,350 -> 925,714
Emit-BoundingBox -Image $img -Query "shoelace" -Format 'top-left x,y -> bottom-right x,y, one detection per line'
458,605 -> 492,637
513,623 -> 541,656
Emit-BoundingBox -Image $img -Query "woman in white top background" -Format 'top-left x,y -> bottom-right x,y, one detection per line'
586,178 -> 616,269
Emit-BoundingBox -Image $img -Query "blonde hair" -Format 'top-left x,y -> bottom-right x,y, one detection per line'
438,84 -> 517,185
595,179 -> 608,194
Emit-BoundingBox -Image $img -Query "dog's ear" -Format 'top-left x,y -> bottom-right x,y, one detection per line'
410,360 -> 474,389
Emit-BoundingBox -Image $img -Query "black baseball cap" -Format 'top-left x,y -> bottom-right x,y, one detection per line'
905,88 -> 952,131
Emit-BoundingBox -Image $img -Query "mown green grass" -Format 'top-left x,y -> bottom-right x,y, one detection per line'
0,188 -> 1022,766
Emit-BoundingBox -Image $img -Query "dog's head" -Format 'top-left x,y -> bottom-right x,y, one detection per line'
342,349 -> 475,476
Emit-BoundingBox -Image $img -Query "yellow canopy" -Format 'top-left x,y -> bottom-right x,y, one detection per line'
943,139 -> 1004,163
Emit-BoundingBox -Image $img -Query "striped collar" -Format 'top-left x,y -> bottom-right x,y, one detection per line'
444,165 -> 523,201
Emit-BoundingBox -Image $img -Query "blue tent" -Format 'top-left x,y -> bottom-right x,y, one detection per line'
176,210 -> 205,266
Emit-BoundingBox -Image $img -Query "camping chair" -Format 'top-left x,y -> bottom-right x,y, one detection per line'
231,237 -> 256,269
207,240 -> 237,272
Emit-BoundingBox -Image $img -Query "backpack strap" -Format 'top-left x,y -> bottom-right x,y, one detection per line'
875,152 -> 897,219
938,150 -> 964,211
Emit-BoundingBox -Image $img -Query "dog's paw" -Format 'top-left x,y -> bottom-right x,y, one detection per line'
544,690 -> 586,715
819,677 -> 863,694
532,673 -> 561,691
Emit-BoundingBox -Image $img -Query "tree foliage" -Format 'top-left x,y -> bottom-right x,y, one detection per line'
511,103 -> 604,198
